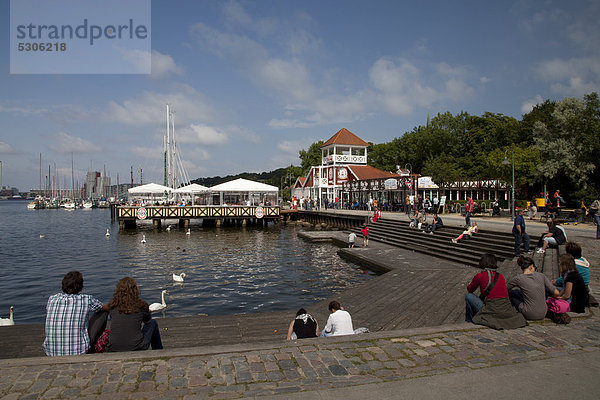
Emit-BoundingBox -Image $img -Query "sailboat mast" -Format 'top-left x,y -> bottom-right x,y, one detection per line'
71,152 -> 75,199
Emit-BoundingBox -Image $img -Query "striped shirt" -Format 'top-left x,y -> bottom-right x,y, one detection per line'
42,293 -> 103,356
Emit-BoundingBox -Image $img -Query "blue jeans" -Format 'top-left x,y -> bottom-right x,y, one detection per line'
513,232 -> 530,256
465,293 -> 483,322
320,330 -> 333,337
142,320 -> 163,350
465,211 -> 472,226
594,214 -> 600,239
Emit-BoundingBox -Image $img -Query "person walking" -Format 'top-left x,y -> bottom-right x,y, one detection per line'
348,231 -> 357,248
513,208 -> 530,257
589,195 -> 600,239
361,224 -> 369,247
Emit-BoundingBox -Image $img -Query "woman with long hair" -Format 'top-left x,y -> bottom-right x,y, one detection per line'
106,277 -> 163,352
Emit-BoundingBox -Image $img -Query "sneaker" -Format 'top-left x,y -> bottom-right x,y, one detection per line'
452,239 -> 457,243
429,232 -> 434,235
536,248 -> 545,254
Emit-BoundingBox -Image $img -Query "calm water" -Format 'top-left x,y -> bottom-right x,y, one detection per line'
0,200 -> 375,324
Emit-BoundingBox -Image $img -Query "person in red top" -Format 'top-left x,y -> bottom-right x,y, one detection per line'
465,196 -> 474,226
465,254 -> 527,329
361,224 -> 369,247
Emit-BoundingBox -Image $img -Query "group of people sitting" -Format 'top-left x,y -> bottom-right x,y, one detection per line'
43,271 -> 163,357
466,242 -> 593,329
286,300 -> 356,340
409,210 -> 444,234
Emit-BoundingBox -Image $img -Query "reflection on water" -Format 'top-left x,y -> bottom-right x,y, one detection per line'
0,201 -> 376,324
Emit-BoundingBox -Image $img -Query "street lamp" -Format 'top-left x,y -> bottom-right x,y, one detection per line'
405,163 -> 412,197
502,149 -> 515,221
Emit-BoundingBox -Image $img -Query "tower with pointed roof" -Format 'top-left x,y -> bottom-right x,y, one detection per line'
292,128 -> 399,208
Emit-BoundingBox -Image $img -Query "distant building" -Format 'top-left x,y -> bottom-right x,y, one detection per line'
84,171 -> 111,199
0,186 -> 20,197
292,128 -> 401,207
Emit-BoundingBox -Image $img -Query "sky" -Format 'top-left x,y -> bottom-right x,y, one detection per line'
1,0 -> 599,192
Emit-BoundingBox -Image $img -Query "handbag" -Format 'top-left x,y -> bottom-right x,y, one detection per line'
546,297 -> 570,313
94,329 -> 111,353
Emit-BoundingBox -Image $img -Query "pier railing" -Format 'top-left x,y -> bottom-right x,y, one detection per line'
117,205 -> 280,220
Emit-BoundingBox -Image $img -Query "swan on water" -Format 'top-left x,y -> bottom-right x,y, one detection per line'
173,273 -> 186,282
186,228 -> 191,235
141,234 -> 147,244
0,306 -> 14,326
149,290 -> 168,312
39,234 -> 45,239
105,229 -> 110,237
166,225 -> 171,231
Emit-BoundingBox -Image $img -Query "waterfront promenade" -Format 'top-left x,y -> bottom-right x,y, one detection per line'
1,210 -> 598,398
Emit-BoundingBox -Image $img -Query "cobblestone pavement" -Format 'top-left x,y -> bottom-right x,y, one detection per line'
1,311 -> 598,399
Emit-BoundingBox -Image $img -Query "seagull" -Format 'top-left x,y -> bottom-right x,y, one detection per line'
186,228 -> 191,236
0,306 -> 14,326
173,273 -> 186,282
39,234 -> 45,239
105,229 -> 110,237
149,290 -> 168,312
141,234 -> 146,244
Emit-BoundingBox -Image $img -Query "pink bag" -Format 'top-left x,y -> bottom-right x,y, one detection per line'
546,298 -> 570,313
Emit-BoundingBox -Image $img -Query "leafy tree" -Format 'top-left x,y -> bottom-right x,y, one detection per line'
298,141 -> 323,173
532,97 -> 596,191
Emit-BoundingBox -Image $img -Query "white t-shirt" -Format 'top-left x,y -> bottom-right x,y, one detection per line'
348,232 -> 357,243
323,310 -> 354,336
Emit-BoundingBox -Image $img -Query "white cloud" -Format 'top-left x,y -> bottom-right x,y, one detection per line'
277,139 -> 315,155
178,124 -> 229,146
369,57 -> 474,116
132,145 -> 163,159
151,50 -> 184,78
116,48 -> 151,74
521,95 -> 544,114
0,105 -> 47,116
535,57 -> 600,96
104,85 -> 216,127
480,76 -> 491,84
0,141 -> 16,153
48,132 -> 98,153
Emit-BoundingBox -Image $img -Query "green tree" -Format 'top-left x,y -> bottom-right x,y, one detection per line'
532,97 -> 596,190
298,141 -> 324,173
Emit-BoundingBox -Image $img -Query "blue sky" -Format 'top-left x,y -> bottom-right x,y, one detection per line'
1,0 -> 599,191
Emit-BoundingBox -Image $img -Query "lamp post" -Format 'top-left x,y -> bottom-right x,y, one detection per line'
502,149 -> 515,221
405,163 -> 412,197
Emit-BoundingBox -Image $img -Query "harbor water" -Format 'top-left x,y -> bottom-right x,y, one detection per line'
0,200 -> 375,324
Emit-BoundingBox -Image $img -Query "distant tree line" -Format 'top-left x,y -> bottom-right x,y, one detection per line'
194,92 -> 599,206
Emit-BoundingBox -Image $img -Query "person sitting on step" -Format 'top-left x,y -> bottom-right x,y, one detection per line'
452,221 -> 478,243
424,213 -> 443,234
535,220 -> 566,253
286,308 -> 318,340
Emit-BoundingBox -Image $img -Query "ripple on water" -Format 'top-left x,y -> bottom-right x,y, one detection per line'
0,201 -> 376,323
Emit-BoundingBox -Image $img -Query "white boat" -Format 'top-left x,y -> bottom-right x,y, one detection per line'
27,201 -> 38,209
82,200 -> 93,209
62,201 -> 76,209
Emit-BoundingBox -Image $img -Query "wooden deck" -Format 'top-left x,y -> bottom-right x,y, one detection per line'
0,227 -> 536,360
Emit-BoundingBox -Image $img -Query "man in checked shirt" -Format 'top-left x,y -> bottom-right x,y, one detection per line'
43,271 -> 108,356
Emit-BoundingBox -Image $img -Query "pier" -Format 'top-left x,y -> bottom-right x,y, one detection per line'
115,205 -> 280,229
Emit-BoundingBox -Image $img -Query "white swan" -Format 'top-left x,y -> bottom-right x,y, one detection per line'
39,234 -> 45,239
141,234 -> 146,244
0,306 -> 14,326
149,290 -> 168,312
173,273 -> 186,282
186,228 -> 191,235
105,229 -> 110,237
166,225 -> 171,231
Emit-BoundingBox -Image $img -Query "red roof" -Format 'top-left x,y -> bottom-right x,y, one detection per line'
321,128 -> 369,147
347,165 -> 400,180
294,177 -> 307,188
